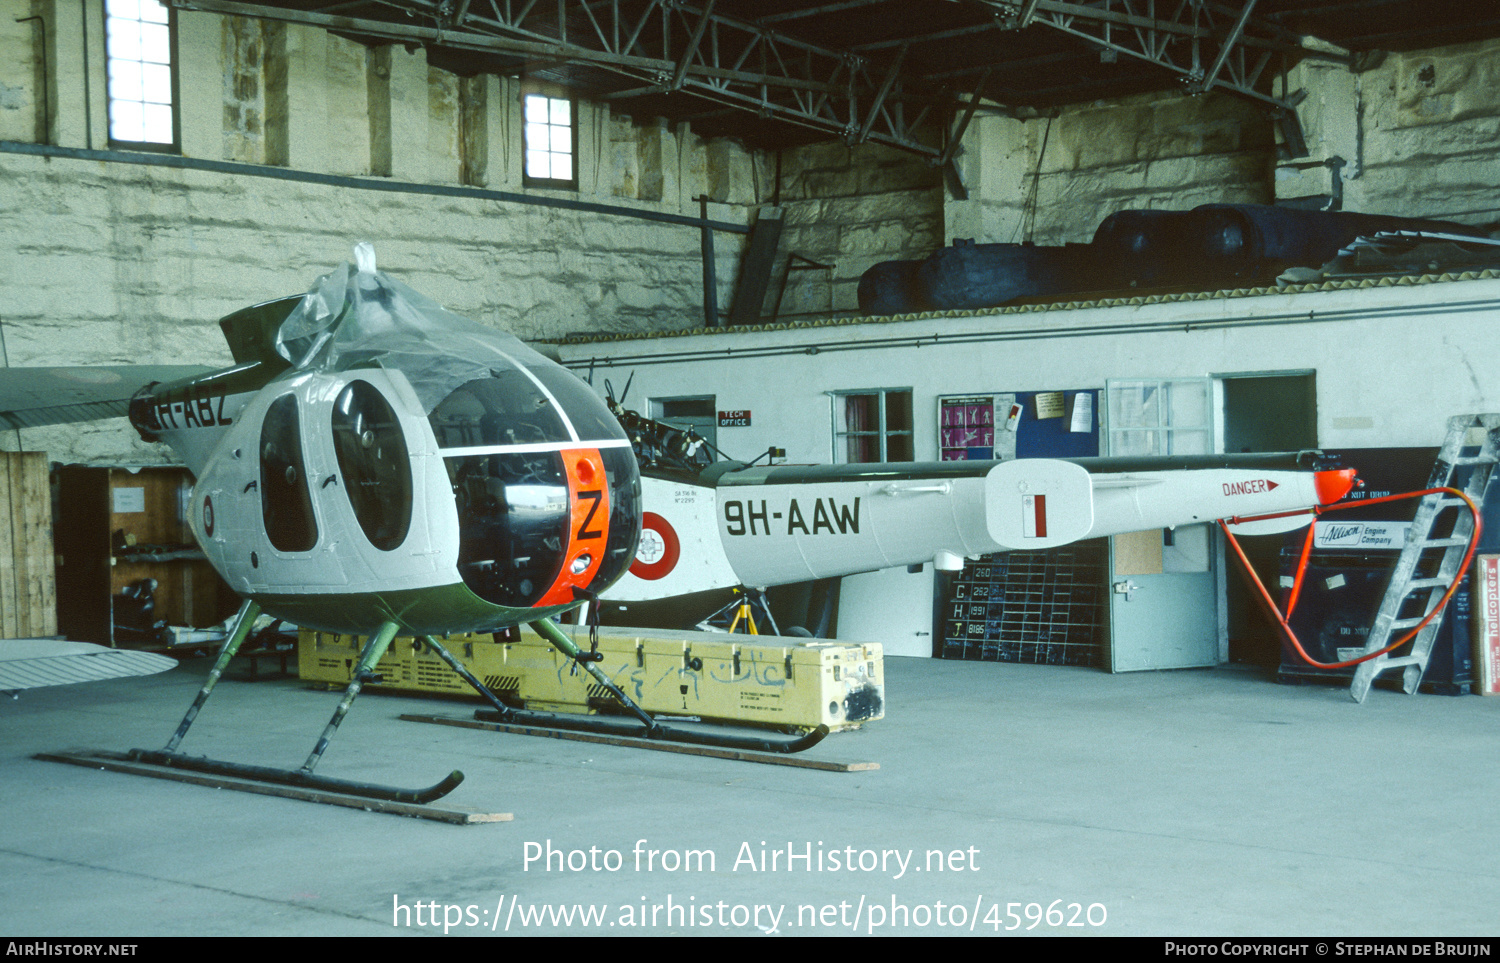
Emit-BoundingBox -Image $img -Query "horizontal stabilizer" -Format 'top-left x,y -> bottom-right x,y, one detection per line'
0,366 -> 215,430
984,459 -> 1094,549
0,640 -> 177,692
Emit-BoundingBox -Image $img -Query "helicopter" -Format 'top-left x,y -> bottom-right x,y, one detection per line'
4,245 -> 1357,805
19,244 -> 656,804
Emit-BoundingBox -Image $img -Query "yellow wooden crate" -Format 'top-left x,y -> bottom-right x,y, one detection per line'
298,625 -> 883,731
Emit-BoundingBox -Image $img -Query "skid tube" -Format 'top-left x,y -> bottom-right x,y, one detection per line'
129,613 -> 465,805
124,749 -> 464,805
418,622 -> 830,755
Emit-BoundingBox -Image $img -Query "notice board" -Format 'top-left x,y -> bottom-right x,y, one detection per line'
938,389 -> 1100,461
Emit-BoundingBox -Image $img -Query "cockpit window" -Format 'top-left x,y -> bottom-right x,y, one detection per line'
428,372 -> 571,448
445,451 -> 568,607
260,393 -> 318,552
595,446 -> 641,588
331,380 -> 413,551
526,365 -> 629,443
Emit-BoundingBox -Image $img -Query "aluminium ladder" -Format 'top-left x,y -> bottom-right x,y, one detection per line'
1348,414 -> 1500,703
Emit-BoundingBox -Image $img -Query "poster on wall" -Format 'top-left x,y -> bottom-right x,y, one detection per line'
939,395 -> 1017,461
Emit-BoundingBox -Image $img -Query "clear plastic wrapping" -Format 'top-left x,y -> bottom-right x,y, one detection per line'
275,243 -> 565,417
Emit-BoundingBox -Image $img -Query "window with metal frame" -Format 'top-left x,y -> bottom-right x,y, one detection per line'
331,381 -> 413,553
104,0 -> 179,151
1104,378 -> 1213,457
260,394 -> 318,553
522,92 -> 576,188
831,389 -> 914,463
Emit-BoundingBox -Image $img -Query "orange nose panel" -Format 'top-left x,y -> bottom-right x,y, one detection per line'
535,448 -> 609,609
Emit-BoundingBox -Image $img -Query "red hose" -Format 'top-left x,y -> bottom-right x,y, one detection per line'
1220,487 -> 1482,670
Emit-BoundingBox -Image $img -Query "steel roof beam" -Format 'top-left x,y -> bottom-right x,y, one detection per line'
757,0 -> 894,25
172,0 -> 948,156
166,0 -> 1351,160
856,41 -> 906,143
671,0 -> 718,90
169,0 -> 957,157
976,0 -> 1345,111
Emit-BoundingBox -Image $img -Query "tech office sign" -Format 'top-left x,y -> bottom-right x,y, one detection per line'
718,411 -> 751,427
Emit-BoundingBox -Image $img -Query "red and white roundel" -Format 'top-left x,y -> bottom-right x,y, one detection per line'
630,512 -> 681,580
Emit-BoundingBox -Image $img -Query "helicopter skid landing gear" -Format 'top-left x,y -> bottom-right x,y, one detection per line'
127,610 -> 464,805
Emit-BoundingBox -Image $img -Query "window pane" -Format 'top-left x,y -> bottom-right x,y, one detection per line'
846,434 -> 879,463
107,21 -> 141,60
110,102 -> 144,141
839,394 -> 877,434
109,61 -> 144,101
428,372 -> 572,448
447,451 -> 569,608
659,398 -> 715,418
524,94 -> 549,123
106,0 -> 175,147
260,394 -> 319,553
885,391 -> 912,432
143,103 -> 173,142
526,364 -> 628,443
1111,428 -> 1163,457
332,381 -> 413,552
140,23 -> 170,63
142,63 -> 171,103
1168,381 -> 1209,428
1169,428 -> 1212,456
526,150 -> 551,179
1110,383 -> 1157,430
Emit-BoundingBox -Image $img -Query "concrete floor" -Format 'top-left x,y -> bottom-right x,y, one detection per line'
1,651 -> 1497,938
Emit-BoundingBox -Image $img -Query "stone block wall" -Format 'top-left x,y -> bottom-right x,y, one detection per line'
947,90 -> 1275,248
1,6 -> 41,144
1279,41 -> 1500,224
0,1 -> 770,464
949,37 -> 1500,251
772,140 -> 945,317
3,0 -> 1499,467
